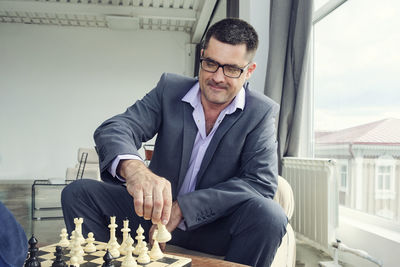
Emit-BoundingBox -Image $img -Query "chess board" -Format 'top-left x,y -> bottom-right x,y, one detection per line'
36,241 -> 192,267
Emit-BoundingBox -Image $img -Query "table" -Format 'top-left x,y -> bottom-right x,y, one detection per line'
171,253 -> 251,267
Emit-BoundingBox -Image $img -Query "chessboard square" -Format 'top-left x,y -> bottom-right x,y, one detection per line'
39,259 -> 53,267
80,262 -> 99,267
157,257 -> 178,264
38,253 -> 57,260
39,246 -> 56,253
84,254 -> 99,262
90,257 -> 105,264
115,255 -> 126,262
91,250 -> 106,257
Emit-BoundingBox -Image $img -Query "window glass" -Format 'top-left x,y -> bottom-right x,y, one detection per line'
313,0 -> 400,222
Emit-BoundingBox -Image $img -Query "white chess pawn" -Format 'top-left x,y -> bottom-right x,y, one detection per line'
84,232 -> 96,253
58,228 -> 69,247
68,230 -> 76,250
156,223 -> 171,243
121,237 -> 137,267
149,230 -> 164,260
136,241 -> 151,264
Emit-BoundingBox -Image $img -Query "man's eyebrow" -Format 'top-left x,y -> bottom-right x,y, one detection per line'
202,57 -> 242,68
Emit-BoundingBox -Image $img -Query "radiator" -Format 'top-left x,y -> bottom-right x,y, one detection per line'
282,157 -> 338,252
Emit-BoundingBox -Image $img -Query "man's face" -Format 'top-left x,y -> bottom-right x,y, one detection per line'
199,37 -> 256,109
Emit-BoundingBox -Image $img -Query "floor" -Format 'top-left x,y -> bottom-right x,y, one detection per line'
0,179 -> 333,266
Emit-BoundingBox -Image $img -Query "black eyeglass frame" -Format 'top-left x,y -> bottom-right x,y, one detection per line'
199,58 -> 251,78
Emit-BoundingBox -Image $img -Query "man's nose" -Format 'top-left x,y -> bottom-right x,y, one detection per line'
212,66 -> 225,82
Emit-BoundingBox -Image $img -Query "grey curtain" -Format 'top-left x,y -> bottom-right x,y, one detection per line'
264,0 -> 313,174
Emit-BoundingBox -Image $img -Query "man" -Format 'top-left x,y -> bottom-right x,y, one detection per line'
0,201 -> 28,267
62,18 -> 287,267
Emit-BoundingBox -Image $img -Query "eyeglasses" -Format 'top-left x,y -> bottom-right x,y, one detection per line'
200,58 -> 250,78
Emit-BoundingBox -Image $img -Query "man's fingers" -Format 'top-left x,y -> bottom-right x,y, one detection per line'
152,187 -> 163,224
133,188 -> 144,217
161,183 -> 172,224
143,193 -> 153,220
159,242 -> 166,252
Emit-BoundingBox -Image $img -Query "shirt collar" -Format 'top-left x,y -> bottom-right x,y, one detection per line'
182,82 -> 246,113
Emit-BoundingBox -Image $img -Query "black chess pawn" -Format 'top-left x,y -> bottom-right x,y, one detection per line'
102,249 -> 115,267
25,234 -> 41,267
51,245 -> 67,267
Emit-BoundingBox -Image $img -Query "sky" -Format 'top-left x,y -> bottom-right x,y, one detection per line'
313,0 -> 400,131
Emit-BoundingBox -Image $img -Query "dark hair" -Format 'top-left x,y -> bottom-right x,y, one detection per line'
202,18 -> 259,60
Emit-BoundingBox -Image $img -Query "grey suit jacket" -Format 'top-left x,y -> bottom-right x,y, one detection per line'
94,73 -> 279,230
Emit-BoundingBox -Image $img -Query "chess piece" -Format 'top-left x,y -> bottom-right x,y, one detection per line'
136,241 -> 151,264
69,256 -> 79,267
149,230 -> 164,260
25,235 -> 40,267
74,217 -> 85,245
121,237 -> 137,267
102,250 -> 115,267
84,232 -> 96,253
107,216 -> 120,251
119,218 -> 131,255
68,230 -> 76,250
51,245 -> 67,267
156,223 -> 171,243
133,224 -> 145,255
70,231 -> 84,264
58,228 -> 69,247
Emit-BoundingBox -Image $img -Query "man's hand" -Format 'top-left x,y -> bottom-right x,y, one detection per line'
118,159 -> 172,225
149,201 -> 183,251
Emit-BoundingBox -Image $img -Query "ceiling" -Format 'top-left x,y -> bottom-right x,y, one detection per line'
0,0 -> 217,42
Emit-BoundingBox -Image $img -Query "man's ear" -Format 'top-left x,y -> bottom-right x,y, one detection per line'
245,62 -> 257,80
200,49 -> 204,57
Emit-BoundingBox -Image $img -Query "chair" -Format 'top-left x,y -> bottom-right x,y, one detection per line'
65,147 -> 101,181
31,147 -> 101,220
166,176 -> 296,266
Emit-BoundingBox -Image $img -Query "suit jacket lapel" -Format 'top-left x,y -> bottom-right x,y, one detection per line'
177,102 -> 197,192
195,109 -> 243,186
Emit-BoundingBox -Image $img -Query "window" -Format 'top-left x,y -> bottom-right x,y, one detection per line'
375,157 -> 396,200
313,0 -> 400,224
339,164 -> 348,192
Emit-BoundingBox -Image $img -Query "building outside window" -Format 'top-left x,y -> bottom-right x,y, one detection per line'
312,0 -> 400,224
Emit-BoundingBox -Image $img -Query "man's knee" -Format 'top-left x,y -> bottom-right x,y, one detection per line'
242,197 -> 288,235
61,179 -> 99,205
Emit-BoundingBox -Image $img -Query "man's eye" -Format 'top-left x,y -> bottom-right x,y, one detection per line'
225,66 -> 240,73
205,61 -> 217,67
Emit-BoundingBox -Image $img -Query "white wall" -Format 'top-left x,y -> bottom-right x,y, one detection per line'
240,0 -> 270,94
0,23 -> 191,180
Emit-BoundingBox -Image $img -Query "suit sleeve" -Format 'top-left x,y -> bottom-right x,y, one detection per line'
94,73 -> 166,183
177,102 -> 279,230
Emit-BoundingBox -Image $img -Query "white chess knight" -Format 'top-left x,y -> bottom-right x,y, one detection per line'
58,228 -> 69,247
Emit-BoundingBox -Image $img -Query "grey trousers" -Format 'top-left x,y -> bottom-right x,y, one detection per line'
61,179 -> 287,267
